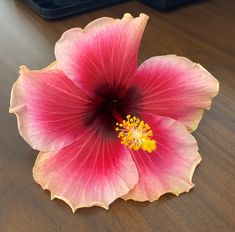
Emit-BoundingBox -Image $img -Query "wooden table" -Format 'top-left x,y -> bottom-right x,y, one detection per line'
1,1 -> 234,231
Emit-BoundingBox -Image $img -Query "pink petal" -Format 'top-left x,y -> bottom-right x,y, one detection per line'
122,113 -> 201,202
55,13 -> 148,92
9,64 -> 91,151
133,55 -> 219,131
33,130 -> 138,212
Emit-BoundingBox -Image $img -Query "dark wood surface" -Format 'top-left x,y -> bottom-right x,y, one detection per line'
0,1 -> 234,231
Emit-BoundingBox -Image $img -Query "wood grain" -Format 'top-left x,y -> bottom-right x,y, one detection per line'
0,1 -> 234,231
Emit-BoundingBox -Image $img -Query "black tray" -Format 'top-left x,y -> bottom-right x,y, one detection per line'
23,0 -> 126,19
141,0 -> 193,10
23,0 -> 194,19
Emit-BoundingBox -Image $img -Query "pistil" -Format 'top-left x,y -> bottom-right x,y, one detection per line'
110,108 -> 157,153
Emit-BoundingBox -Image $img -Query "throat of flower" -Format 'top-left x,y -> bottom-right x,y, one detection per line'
114,114 -> 157,153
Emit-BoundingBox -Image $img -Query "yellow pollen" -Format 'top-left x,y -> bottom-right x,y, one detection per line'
115,115 -> 157,153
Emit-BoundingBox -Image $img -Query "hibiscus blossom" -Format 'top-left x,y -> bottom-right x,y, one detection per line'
9,13 -> 219,212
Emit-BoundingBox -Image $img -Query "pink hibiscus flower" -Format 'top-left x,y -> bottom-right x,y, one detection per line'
9,13 -> 219,212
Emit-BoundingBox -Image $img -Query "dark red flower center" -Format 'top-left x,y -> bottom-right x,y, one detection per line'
85,83 -> 142,137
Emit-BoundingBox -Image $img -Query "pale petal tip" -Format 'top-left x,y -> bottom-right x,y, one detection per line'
170,153 -> 202,197
189,152 -> 202,184
139,13 -> 149,20
171,152 -> 202,197
19,61 -> 57,74
50,194 -> 110,213
19,65 -> 28,74
196,63 -> 220,98
123,13 -> 149,21
123,13 -> 134,19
